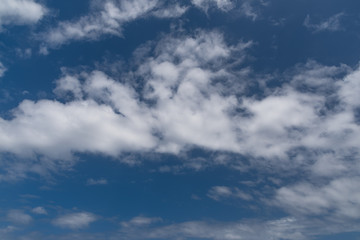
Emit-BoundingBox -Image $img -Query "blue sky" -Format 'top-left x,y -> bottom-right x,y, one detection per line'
1,0 -> 360,239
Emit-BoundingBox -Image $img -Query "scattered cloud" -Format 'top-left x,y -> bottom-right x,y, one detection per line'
191,0 -> 235,12
121,216 -> 162,228
15,48 -> 32,59
52,212 -> 97,229
304,13 -> 345,32
275,177 -> 360,219
32,206 -> 47,215
1,30 -> 360,191
0,0 -> 46,29
7,210 -> 32,225
117,216 -> 359,240
86,178 -> 108,186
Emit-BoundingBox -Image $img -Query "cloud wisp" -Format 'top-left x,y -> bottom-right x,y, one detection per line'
40,0 -> 187,50
304,13 -> 345,32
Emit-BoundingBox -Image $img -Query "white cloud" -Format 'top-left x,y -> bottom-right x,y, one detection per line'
191,0 -> 234,12
86,178 -> 108,185
1,30 -> 360,196
118,216 -> 337,240
152,4 -> 188,18
52,212 -> 97,229
7,210 -> 32,225
207,186 -> 253,201
304,13 -> 344,32
41,0 -> 187,49
275,177 -> 360,219
0,0 -> 46,29
121,216 -> 162,228
32,206 -> 47,215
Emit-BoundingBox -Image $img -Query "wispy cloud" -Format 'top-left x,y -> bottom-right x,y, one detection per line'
86,178 -> 108,186
40,0 -> 188,50
207,186 -> 253,201
304,13 -> 345,32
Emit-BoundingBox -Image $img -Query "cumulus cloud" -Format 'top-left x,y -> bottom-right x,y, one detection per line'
7,210 -> 32,225
52,212 -> 97,229
40,0 -> 187,49
1,29 -> 360,189
304,13 -> 345,32
0,0 -> 46,29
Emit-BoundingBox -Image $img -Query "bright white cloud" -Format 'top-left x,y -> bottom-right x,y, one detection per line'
1,30 -> 360,189
0,0 -> 46,29
52,212 -> 96,229
304,13 -> 344,32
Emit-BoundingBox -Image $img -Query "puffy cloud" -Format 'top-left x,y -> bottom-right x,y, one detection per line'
0,31 -> 360,195
1,30 -> 360,191
304,13 -> 345,32
52,212 -> 97,229
32,206 -> 47,215
7,210 -> 32,225
40,0 -> 187,49
0,0 -> 46,29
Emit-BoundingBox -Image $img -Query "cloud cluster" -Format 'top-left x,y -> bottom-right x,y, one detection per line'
2,30 -> 360,178
0,0 -> 46,29
2,29 -> 360,237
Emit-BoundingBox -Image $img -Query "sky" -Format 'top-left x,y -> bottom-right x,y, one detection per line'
1,0 -> 360,239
